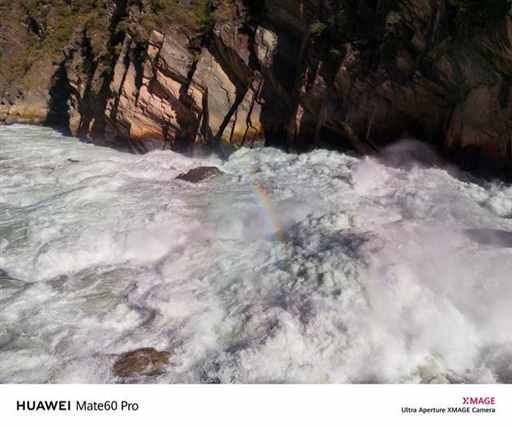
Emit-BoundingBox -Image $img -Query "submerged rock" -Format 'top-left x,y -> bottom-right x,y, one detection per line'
113,348 -> 171,378
0,269 -> 23,283
176,166 -> 224,183
465,228 -> 512,248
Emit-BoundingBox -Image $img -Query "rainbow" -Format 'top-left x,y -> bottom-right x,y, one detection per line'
251,178 -> 288,265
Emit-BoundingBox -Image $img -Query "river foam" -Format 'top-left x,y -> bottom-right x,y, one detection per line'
1,125 -> 511,383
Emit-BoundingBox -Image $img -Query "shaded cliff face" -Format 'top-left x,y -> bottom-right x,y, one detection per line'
1,1 -> 512,173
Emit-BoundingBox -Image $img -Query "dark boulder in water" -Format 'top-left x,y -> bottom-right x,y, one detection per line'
465,228 -> 512,248
176,166 -> 223,183
113,348 -> 171,378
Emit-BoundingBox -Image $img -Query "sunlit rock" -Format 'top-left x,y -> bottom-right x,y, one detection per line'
176,166 -> 224,183
113,348 -> 171,378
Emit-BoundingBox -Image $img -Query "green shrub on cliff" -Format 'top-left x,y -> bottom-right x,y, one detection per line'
310,21 -> 328,36
145,0 -> 233,35
0,1 -> 102,86
19,0 -> 110,58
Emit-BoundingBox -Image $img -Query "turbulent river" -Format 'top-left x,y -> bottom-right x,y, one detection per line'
1,124 -> 512,384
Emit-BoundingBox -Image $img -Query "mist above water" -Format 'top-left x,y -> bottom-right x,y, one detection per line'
0,125 -> 511,383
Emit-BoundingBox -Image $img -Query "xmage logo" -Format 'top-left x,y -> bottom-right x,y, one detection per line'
463,397 -> 496,405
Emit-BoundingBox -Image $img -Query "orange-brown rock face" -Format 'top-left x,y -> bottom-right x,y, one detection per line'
2,0 -> 512,175
101,10 -> 271,153
105,29 -> 203,152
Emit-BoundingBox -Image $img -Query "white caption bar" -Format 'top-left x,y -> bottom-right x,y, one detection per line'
0,385 -> 510,426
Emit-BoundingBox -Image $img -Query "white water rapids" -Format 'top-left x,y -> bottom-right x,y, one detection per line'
1,124 -> 512,384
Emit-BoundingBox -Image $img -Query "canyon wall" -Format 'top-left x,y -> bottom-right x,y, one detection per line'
1,1 -> 512,173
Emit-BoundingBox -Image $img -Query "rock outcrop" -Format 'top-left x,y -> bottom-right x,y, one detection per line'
176,166 -> 224,183
113,347 -> 171,378
1,1 -> 512,174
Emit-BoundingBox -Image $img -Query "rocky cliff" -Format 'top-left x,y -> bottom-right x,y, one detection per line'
1,1 -> 512,173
